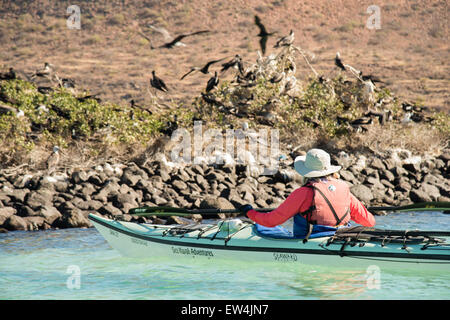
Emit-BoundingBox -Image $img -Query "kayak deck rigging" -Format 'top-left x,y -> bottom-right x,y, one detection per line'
114,216 -> 448,253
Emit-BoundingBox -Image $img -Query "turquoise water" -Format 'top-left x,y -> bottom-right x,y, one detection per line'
0,211 -> 449,300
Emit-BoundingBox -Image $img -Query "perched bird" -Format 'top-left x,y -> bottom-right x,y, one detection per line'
220,54 -> 244,74
59,78 -> 76,89
0,67 -> 16,80
334,52 -> 346,71
37,86 -> 53,94
350,117 -> 373,126
180,58 -> 226,80
76,94 -> 102,103
274,29 -> 294,48
254,15 -> 276,55
402,102 -> 414,112
160,115 -> 178,136
269,71 -> 285,83
31,62 -> 53,79
46,146 -> 60,175
359,71 -> 384,84
150,70 -> 169,92
206,71 -> 219,92
149,24 -> 210,49
282,75 -> 297,94
201,92 -> 223,107
130,99 -> 152,115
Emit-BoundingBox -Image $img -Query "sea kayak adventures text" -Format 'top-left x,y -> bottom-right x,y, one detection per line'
170,121 -> 280,174
171,246 -> 214,257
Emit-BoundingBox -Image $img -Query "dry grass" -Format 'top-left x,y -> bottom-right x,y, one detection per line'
334,123 -> 448,156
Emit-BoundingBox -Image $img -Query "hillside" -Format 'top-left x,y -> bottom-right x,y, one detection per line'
0,0 -> 448,111
0,0 -> 449,170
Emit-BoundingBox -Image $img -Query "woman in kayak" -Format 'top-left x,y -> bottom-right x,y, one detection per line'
240,148 -> 375,241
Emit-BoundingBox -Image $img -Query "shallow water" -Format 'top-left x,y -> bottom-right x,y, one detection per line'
0,211 -> 449,300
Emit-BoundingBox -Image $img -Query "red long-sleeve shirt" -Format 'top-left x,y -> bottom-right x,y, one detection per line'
247,186 -> 376,227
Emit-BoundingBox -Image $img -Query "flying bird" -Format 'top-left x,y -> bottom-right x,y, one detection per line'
150,70 -> 169,92
334,52 -> 346,71
274,29 -> 294,48
137,30 -> 155,49
180,57 -> 226,80
46,146 -> 60,175
254,15 -> 276,55
206,71 -> 219,92
149,25 -> 210,49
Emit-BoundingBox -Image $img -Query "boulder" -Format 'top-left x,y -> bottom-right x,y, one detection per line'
350,184 -> 374,203
370,158 -> 386,171
4,215 -> 28,231
39,205 -> 62,225
55,209 -> 91,228
98,203 -> 123,217
200,196 -> 235,210
409,189 -> 432,203
417,183 -> 441,201
23,216 -> 46,230
0,207 -> 17,225
71,171 -> 89,184
172,179 -> 188,192
26,189 -> 54,210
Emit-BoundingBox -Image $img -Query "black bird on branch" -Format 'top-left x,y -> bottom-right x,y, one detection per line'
220,54 -> 244,74
254,15 -> 276,55
334,52 -> 346,71
274,29 -> 294,48
160,115 -> 178,136
0,67 -> 16,80
76,94 -> 102,103
206,71 -> 219,93
150,70 -> 169,92
180,57 -> 226,80
359,71 -> 384,84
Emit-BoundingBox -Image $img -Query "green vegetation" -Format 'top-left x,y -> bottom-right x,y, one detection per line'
0,48 -> 448,168
0,79 -> 163,165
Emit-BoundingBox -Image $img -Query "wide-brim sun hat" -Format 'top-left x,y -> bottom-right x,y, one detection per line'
294,148 -> 341,178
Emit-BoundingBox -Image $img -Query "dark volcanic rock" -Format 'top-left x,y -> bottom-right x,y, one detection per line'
4,215 -> 28,231
350,184 -> 374,203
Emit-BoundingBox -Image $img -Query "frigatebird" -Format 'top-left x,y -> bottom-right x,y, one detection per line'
150,70 -> 169,92
274,29 -> 294,48
335,52 -> 346,71
220,54 -> 244,74
254,15 -> 276,55
206,71 -> 219,92
148,25 -> 210,49
180,57 -> 226,80
359,71 -> 384,84
0,67 -> 16,80
31,62 -> 53,78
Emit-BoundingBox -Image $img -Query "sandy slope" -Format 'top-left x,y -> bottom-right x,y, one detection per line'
0,0 -> 448,112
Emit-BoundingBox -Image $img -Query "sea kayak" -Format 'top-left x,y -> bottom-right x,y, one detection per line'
88,214 -> 450,271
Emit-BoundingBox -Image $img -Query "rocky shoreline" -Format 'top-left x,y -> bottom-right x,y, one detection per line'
0,148 -> 449,233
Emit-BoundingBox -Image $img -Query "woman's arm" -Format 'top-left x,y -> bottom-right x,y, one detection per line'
247,187 -> 314,227
349,193 -> 376,227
